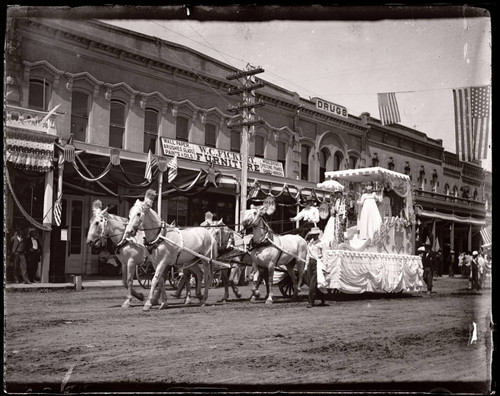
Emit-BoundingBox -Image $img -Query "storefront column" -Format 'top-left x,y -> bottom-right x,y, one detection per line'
450,222 -> 455,252
41,169 -> 54,283
432,219 -> 436,250
468,224 -> 472,251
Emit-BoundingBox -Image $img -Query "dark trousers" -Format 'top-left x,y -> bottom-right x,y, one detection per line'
291,222 -> 314,239
423,267 -> 433,292
471,265 -> 481,291
307,258 -> 325,306
13,253 -> 29,283
26,253 -> 39,282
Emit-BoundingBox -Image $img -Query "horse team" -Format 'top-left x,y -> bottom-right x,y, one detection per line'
86,189 -> 308,311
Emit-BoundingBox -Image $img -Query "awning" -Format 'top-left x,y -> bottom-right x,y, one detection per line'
480,225 -> 492,247
418,209 -> 486,226
325,166 -> 410,183
6,129 -> 56,172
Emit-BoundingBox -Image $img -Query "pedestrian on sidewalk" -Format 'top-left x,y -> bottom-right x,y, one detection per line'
11,227 -> 30,284
26,228 -> 42,283
420,243 -> 436,294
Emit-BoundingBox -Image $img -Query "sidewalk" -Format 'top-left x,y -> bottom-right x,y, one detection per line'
4,276 -> 126,291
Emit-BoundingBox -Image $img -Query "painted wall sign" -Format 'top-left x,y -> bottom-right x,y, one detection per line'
160,137 -> 284,177
313,97 -> 348,118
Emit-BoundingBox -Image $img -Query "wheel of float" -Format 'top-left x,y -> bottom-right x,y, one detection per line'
136,260 -> 154,289
211,270 -> 222,288
278,274 -> 295,298
168,266 -> 183,289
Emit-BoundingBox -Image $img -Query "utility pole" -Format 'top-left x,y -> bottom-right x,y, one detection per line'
227,64 -> 265,225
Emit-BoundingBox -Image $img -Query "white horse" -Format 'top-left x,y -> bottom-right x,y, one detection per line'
86,200 -> 148,308
241,205 -> 307,304
123,190 -> 217,310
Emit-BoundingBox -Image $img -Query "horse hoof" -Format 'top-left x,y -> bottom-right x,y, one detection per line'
250,296 -> 257,303
121,301 -> 130,308
254,291 -> 260,298
158,303 -> 167,310
143,303 -> 152,311
265,299 -> 273,305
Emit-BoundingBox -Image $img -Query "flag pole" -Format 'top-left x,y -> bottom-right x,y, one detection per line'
158,166 -> 164,216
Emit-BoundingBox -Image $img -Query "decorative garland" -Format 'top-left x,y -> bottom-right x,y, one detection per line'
5,164 -> 51,231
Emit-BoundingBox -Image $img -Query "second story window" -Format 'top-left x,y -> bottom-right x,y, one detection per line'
109,100 -> 125,149
333,152 -> 343,171
319,148 -> 330,183
277,141 -> 286,171
301,145 -> 310,181
230,129 -> 240,153
205,123 -> 217,148
372,153 -> 379,167
144,108 -> 159,153
348,155 -> 357,169
255,135 -> 264,158
28,79 -> 50,111
176,116 -> 189,142
388,158 -> 395,171
71,91 -> 89,142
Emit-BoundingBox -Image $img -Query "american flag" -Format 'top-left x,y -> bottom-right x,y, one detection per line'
144,150 -> 157,182
377,92 -> 401,126
167,154 -> 178,183
53,199 -> 62,226
453,85 -> 491,161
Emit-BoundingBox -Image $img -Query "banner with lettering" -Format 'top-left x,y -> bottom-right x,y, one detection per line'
160,138 -> 284,177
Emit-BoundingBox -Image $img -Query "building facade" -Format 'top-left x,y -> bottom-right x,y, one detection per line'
4,18 -> 491,282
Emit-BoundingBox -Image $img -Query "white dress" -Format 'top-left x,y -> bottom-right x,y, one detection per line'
357,192 -> 382,240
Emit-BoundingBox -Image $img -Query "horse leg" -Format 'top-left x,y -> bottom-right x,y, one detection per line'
230,265 -> 243,299
264,266 -> 274,304
201,260 -> 214,306
122,258 -> 143,308
250,267 -> 264,303
183,271 -> 192,305
285,261 -> 301,301
158,272 -> 169,310
144,260 -> 166,311
190,264 -> 203,301
218,268 -> 230,303
120,259 -> 132,308
295,259 -> 306,300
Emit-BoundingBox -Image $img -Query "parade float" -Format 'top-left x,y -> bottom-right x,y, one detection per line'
315,167 -> 424,294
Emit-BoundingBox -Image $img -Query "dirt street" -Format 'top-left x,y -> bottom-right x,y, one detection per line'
3,276 -> 493,393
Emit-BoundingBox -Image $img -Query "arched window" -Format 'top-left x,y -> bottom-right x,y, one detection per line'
301,145 -> 310,181
333,151 -> 343,171
372,153 -> 379,167
431,170 -> 438,192
255,135 -> 265,158
230,129 -> 240,153
453,186 -> 459,198
176,116 -> 189,142
205,123 -> 217,148
404,162 -> 411,174
277,141 -> 286,172
444,184 -> 450,195
71,91 -> 89,142
28,79 -> 50,111
388,157 -> 395,171
144,108 -> 159,153
348,155 -> 357,169
418,167 -> 425,190
319,148 -> 330,183
473,189 -> 478,200
109,100 -> 126,149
